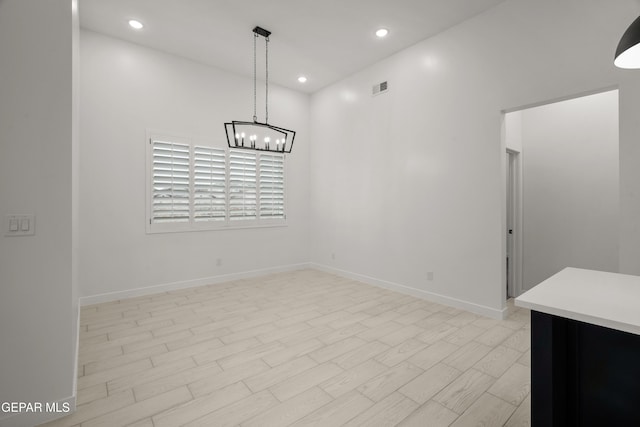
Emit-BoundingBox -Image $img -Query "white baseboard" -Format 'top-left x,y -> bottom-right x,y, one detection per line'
310,263 -> 507,320
0,395 -> 76,427
73,303 -> 80,397
79,263 -> 312,306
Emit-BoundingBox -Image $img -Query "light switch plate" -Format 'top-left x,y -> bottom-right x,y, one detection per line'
5,214 -> 35,236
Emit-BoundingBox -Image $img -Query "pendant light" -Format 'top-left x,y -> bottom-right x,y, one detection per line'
224,27 -> 296,153
615,16 -> 640,69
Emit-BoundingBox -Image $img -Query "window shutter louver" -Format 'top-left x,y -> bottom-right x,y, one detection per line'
194,146 -> 226,222
259,153 -> 285,219
229,149 -> 257,220
151,140 -> 191,223
148,134 -> 286,232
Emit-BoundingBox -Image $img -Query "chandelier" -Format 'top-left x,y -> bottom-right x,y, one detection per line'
224,26 -> 296,153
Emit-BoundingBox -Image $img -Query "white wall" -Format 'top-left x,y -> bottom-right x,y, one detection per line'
0,0 -> 78,425
79,31 -> 310,299
310,0 -> 640,317
519,91 -> 619,290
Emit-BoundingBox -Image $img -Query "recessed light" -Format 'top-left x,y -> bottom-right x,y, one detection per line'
297,76 -> 307,83
375,28 -> 389,38
128,19 -> 144,30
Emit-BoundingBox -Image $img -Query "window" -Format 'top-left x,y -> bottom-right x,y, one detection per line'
229,150 -> 257,221
150,137 -> 191,225
259,153 -> 285,220
147,132 -> 286,233
194,146 -> 226,223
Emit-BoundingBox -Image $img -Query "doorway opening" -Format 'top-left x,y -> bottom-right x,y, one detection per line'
506,149 -> 518,299
502,88 -> 619,303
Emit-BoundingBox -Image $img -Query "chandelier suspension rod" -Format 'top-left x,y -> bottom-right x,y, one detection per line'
265,34 -> 269,124
253,32 -> 257,122
224,25 -> 295,154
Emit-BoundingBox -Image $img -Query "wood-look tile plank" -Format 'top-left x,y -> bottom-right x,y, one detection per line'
473,345 -> 522,378
379,325 -> 425,346
217,341 -> 284,370
183,390 -> 279,427
433,368 -> 496,414
122,330 -> 192,354
309,336 -> 368,364
269,362 -> 344,402
152,381 -> 252,427
374,339 -> 429,367
75,383 -> 107,406
394,309 -> 433,325
443,341 -> 493,371
82,386 -> 192,427
408,340 -> 459,370
356,320 -> 404,342
244,355 -> 318,393
151,338 -> 221,366
83,343 -> 167,375
416,322 -> 459,345
504,393 -> 531,427
107,357 -> 196,395
262,338 -> 324,367
320,359 -> 388,398
518,349 -> 531,367
290,390 -> 373,427
163,326 -> 231,351
503,327 -> 531,353
475,325 -> 516,347
77,359 -> 153,391
449,393 -> 516,427
241,387 -> 333,427
318,322 -> 369,345
126,418 -> 154,427
357,361 -> 424,402
257,322 -> 311,343
445,311 -> 480,327
191,337 -> 261,366
188,359 -> 270,397
332,340 -> 391,370
133,359 -> 222,401
443,324 -> 486,347
487,363 -> 531,406
38,390 -> 135,427
399,363 -> 461,404
398,400 -> 459,427
394,300 -> 433,315
343,392 -> 418,427
359,310 -> 402,327
219,323 -> 278,344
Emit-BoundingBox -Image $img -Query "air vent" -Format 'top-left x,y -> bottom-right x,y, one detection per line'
372,81 -> 388,96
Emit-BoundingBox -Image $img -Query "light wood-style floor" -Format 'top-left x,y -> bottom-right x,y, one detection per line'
41,269 -> 531,427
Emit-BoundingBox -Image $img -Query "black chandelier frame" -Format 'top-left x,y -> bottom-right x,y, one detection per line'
224,26 -> 296,154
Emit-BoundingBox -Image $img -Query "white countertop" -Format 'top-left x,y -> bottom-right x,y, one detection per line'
515,267 -> 640,336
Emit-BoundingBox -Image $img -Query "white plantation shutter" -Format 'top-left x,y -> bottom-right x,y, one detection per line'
147,134 -> 286,232
194,146 -> 226,222
229,150 -> 257,220
259,153 -> 285,219
151,139 -> 190,223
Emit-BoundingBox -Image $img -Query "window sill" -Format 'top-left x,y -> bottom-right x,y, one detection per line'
146,221 -> 287,234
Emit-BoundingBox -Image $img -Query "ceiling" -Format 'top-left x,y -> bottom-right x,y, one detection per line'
79,0 -> 509,93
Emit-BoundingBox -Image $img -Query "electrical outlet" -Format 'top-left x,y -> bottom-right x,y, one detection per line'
216,258 -> 222,266
427,271 -> 434,281
331,252 -> 336,260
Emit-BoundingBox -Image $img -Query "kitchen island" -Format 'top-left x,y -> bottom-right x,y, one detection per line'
516,268 -> 640,426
